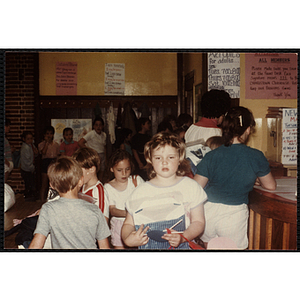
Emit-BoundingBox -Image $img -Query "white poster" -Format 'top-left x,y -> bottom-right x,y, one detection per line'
208,53 -> 240,98
51,119 -> 92,144
105,63 -> 125,95
281,108 -> 297,165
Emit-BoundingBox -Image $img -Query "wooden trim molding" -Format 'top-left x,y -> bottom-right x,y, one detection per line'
38,95 -> 178,109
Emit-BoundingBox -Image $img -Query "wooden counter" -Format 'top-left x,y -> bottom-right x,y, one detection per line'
248,177 -> 297,250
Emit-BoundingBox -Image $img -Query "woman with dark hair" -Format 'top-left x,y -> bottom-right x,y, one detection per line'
194,106 -> 276,249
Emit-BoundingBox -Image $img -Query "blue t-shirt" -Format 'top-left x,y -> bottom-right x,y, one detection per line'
196,144 -> 270,205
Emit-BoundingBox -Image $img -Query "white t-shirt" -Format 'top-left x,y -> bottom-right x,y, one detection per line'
126,176 -> 207,230
104,175 -> 144,221
84,130 -> 106,154
185,124 -> 221,144
184,120 -> 222,171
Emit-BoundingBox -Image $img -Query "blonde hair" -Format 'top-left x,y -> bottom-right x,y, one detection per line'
72,147 -> 101,172
47,157 -> 83,194
144,132 -> 191,179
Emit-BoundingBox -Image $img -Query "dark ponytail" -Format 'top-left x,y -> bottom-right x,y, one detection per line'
221,106 -> 255,146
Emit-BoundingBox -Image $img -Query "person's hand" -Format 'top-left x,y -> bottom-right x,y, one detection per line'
162,229 -> 182,248
125,224 -> 149,247
13,218 -> 23,226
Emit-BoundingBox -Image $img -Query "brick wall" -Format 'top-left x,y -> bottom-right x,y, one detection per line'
5,52 -> 38,193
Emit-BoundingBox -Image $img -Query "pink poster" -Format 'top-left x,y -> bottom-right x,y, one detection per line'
245,53 -> 297,99
56,62 -> 77,95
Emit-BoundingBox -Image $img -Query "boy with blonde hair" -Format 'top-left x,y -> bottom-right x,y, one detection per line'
29,157 -> 110,249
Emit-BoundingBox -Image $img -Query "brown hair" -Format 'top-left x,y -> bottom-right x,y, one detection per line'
205,136 -> 224,150
72,147 -> 101,172
222,106 -> 256,146
47,157 -> 83,194
104,149 -> 135,183
144,132 -> 190,179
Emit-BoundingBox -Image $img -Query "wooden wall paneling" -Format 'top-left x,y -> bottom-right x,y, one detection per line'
265,217 -> 273,250
271,219 -> 284,250
80,108 -> 94,119
289,223 -> 297,249
259,214 -> 267,250
67,107 -> 79,119
254,212 -> 261,249
282,222 -> 290,250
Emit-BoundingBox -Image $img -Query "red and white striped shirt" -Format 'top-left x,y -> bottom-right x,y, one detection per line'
81,181 -> 109,219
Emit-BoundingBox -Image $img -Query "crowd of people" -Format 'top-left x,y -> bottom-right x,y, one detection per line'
5,89 -> 277,250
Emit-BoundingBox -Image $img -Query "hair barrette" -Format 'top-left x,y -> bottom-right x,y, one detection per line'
239,115 -> 243,127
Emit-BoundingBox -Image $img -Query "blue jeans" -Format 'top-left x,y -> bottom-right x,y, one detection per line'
136,215 -> 189,250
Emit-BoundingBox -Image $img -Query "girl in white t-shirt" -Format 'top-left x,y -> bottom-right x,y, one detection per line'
104,149 -> 144,249
122,132 -> 207,250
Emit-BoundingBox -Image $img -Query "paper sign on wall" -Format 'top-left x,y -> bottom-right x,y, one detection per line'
282,108 -> 297,165
105,63 -> 125,95
245,53 -> 298,99
208,53 -> 240,98
56,62 -> 77,95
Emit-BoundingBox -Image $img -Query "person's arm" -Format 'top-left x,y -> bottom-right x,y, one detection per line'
193,174 -> 209,189
162,203 -> 205,248
40,140 -> 49,155
109,205 -> 126,218
78,138 -> 87,148
132,149 -> 144,169
97,238 -> 110,249
121,212 -> 149,247
257,172 -> 277,190
28,233 -> 47,249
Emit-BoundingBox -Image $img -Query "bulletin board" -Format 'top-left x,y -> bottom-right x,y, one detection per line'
245,53 -> 298,99
207,53 -> 240,98
281,108 -> 297,165
51,119 -> 92,144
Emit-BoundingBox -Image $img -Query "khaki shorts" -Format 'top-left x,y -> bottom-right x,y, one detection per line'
201,201 -> 249,249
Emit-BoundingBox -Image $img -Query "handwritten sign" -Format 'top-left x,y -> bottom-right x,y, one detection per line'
105,63 -> 125,95
282,108 -> 297,164
208,53 -> 240,98
245,53 -> 298,99
56,62 -> 77,95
